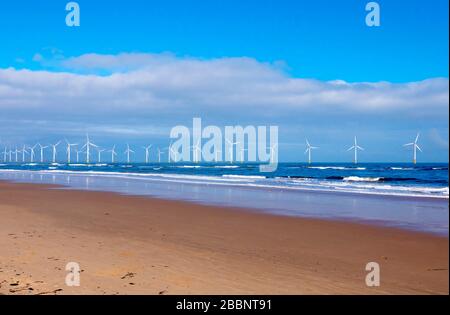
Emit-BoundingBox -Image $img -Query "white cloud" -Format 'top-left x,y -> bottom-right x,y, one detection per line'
0,53 -> 448,126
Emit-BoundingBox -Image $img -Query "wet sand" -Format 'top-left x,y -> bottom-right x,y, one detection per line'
0,181 -> 448,294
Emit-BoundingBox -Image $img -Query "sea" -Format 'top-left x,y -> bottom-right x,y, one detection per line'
0,162 -> 448,235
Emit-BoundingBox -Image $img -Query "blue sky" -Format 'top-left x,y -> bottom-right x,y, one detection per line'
0,0 -> 448,162
1,0 -> 448,81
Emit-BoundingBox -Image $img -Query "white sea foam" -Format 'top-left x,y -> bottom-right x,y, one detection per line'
309,166 -> 366,170
343,176 -> 382,182
0,169 -> 448,199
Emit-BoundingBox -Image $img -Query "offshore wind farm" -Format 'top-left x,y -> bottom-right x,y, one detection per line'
0,133 -> 427,165
0,133 -> 448,210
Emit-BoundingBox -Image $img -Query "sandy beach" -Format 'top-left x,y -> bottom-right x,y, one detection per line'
0,180 -> 448,295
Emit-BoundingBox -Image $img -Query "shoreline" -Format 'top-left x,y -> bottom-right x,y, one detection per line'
0,180 -> 448,294
1,177 -> 448,237
1,170 -> 448,236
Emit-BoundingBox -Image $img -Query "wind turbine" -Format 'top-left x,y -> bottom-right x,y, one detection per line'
65,140 -> 78,164
124,144 -> 135,163
191,139 -> 202,163
225,139 -> 240,164
82,134 -> 98,164
157,147 -> 164,163
21,145 -> 28,162
75,149 -> 83,163
108,145 -> 118,163
51,141 -> 61,164
168,143 -> 179,162
38,143 -> 48,163
403,133 -> 422,164
305,139 -> 319,164
14,147 -> 19,163
347,136 -> 364,164
142,145 -> 152,163
28,144 -> 38,163
97,148 -> 105,163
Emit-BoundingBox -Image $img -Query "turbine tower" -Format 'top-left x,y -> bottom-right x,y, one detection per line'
157,147 -> 164,163
51,141 -> 61,164
142,145 -> 152,163
14,147 -> 19,163
305,139 -> 319,164
347,136 -> 364,164
191,139 -> 202,163
225,139 -> 239,164
28,144 -> 38,163
403,133 -> 422,164
124,144 -> 135,164
82,134 -> 98,164
75,149 -> 82,163
108,145 -> 117,163
97,148 -> 105,163
65,140 -> 78,164
168,143 -> 179,162
21,145 -> 28,162
38,143 -> 48,163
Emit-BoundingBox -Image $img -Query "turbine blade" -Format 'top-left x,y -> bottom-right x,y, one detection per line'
416,144 -> 422,152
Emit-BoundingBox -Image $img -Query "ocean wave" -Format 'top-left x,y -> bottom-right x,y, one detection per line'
1,169 -> 448,199
343,176 -> 382,182
309,166 -> 366,170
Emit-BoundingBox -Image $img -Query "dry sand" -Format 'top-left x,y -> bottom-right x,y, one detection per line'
0,181 -> 448,295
